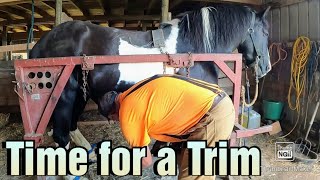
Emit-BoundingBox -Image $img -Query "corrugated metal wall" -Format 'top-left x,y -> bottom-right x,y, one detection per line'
265,0 -> 320,42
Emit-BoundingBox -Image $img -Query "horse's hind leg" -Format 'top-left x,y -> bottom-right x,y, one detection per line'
69,88 -> 97,161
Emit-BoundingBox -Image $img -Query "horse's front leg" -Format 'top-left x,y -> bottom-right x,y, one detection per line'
69,88 -> 97,162
51,75 -> 88,180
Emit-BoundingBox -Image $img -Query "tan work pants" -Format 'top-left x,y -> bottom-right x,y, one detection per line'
178,93 -> 235,180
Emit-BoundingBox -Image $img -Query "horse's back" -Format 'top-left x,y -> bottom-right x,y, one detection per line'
29,20 -> 114,59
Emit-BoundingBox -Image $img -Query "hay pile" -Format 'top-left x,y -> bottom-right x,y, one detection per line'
1,111 -> 320,180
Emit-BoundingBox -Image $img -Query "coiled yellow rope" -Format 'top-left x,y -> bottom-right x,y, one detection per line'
288,36 -> 311,112
279,36 -> 311,139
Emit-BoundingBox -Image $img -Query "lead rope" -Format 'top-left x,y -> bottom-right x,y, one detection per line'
241,58 -> 259,107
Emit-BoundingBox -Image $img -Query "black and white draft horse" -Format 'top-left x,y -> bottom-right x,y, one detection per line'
29,4 -> 271,159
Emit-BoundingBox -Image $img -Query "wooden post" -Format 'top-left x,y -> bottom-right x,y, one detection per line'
142,23 -> 147,31
1,26 -> 8,61
55,0 -> 62,26
168,12 -> 172,21
161,0 -> 169,23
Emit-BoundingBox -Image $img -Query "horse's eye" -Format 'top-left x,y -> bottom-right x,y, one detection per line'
263,32 -> 269,36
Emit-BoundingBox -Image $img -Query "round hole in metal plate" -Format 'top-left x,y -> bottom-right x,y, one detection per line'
38,83 -> 44,89
37,72 -> 43,78
45,72 -> 51,78
46,82 -> 53,89
28,72 -> 35,79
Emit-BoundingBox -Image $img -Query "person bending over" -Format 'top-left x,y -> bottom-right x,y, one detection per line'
98,74 -> 235,179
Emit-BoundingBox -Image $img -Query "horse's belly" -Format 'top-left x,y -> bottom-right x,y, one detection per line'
118,63 -> 175,84
117,38 -> 176,84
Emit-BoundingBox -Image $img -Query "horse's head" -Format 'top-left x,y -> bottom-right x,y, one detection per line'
238,6 -> 271,78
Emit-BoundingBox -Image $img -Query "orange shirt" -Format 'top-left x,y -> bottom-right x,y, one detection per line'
117,74 -> 223,147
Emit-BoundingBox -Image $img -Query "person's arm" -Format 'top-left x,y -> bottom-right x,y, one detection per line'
142,146 -> 153,168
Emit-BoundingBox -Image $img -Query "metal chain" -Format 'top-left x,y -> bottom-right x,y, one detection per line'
81,70 -> 89,101
159,48 -> 193,77
186,52 -> 192,77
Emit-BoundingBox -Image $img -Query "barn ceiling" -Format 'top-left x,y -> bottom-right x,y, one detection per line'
0,0 -> 264,43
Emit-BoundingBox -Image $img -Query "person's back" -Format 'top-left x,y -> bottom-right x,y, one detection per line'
98,74 -> 235,179
117,74 -> 224,145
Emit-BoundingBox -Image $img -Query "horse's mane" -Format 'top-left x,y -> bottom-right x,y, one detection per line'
177,4 -> 254,53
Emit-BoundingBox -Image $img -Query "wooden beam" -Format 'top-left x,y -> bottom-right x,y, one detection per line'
264,0 -> 306,8
0,6 -> 31,19
0,0 -> 25,5
96,0 -> 106,15
1,26 -> 9,60
146,0 -> 157,14
0,15 -> 161,26
221,0 -> 262,5
40,1 -> 55,10
187,0 -> 262,5
16,3 -> 52,18
69,0 -> 90,17
169,0 -> 183,10
0,42 -> 36,53
0,12 -> 12,21
5,30 -> 46,41
161,0 -> 169,22
55,0 -> 62,26
42,1 -> 72,18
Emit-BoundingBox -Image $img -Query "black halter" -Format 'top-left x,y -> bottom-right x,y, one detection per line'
243,11 -> 262,69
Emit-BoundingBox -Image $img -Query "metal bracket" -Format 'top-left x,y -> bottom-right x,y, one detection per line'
166,54 -> 194,68
81,54 -> 95,70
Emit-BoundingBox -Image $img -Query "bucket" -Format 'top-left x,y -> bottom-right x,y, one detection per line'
263,100 -> 284,120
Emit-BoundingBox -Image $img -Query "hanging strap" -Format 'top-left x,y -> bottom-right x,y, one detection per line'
152,29 -> 166,48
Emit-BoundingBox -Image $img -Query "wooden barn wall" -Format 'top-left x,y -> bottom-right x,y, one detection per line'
255,0 -> 320,141
0,61 -> 18,112
265,0 -> 320,42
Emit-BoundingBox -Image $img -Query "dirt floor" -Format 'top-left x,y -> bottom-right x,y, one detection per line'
1,111 -> 320,180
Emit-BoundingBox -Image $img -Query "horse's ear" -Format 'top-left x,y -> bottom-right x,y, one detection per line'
259,6 -> 271,19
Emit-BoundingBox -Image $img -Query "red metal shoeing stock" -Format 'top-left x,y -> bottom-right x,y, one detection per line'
13,53 -> 272,147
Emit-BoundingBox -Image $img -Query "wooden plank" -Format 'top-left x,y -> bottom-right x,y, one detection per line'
69,0 -> 90,17
97,0 -> 106,15
16,3 -> 52,19
0,43 -> 36,53
308,0 -> 320,40
0,6 -> 30,19
221,0 -> 262,5
0,12 -> 12,21
280,6 -> 289,42
170,0 -> 183,10
298,1 -> 309,36
271,8 -> 280,42
267,0 -> 307,8
0,0 -> 25,5
289,4 -> 299,41
146,0 -> 157,14
187,0 -> 262,5
42,1 -> 72,17
1,26 -> 8,61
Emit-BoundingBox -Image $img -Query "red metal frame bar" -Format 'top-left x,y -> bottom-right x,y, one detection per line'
13,53 -> 271,146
